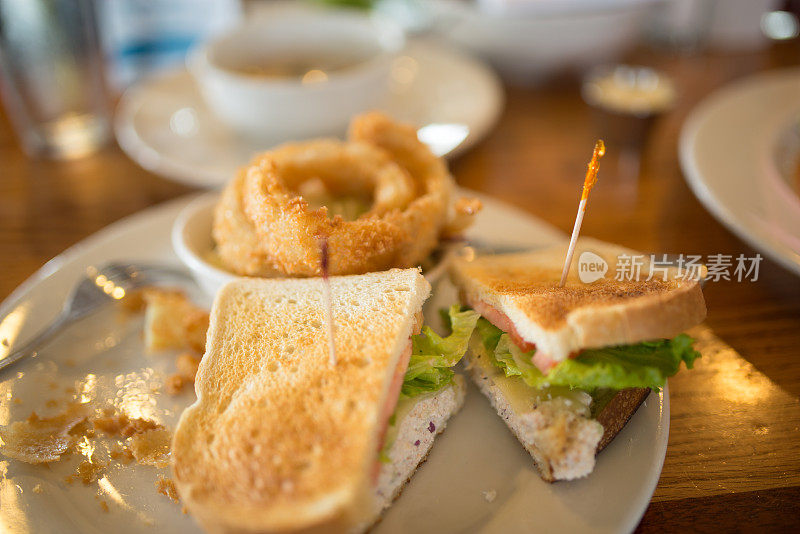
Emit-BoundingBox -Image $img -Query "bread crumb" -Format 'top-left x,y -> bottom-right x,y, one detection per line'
98,499 -> 110,513
482,489 -> 497,503
156,475 -> 180,503
164,373 -> 189,396
142,289 -> 209,352
109,442 -> 135,464
119,288 -> 148,313
66,459 -> 105,485
176,352 -> 201,382
32,484 -> 43,494
12,398 -> 22,405
129,428 -> 171,468
164,352 -> 200,396
45,399 -> 58,408
93,410 -> 161,438
0,404 -> 88,463
90,407 -> 169,467
165,352 -> 203,396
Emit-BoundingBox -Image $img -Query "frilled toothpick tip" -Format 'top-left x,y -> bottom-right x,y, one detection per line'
560,140 -> 605,287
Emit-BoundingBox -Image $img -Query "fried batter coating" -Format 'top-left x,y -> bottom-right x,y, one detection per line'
214,112 -> 479,276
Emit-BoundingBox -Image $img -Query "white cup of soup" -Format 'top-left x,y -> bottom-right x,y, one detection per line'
188,5 -> 404,142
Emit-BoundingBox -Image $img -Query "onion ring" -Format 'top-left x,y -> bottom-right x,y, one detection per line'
213,171 -> 283,277
213,112 -> 480,277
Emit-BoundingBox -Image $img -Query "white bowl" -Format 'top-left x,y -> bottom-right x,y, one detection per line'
433,0 -> 659,85
187,5 -> 404,142
172,193 -> 456,298
172,194 -> 236,297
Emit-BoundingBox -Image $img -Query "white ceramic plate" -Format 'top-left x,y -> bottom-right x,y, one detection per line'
679,68 -> 800,276
115,39 -> 504,189
0,194 -> 668,534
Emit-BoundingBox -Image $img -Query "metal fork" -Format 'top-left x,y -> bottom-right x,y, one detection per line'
0,262 -> 191,373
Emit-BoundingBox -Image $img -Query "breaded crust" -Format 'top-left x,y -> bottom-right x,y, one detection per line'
450,237 -> 707,361
171,269 -> 430,534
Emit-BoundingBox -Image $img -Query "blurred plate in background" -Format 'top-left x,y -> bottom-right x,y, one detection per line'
115,39 -> 503,189
680,68 -> 800,276
430,0 -> 660,85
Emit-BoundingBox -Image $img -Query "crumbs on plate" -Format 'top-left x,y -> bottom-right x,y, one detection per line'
129,427 -> 171,468
142,288 -> 208,353
141,288 -> 206,396
0,286 -> 211,513
156,475 -> 180,504
93,407 -> 162,438
0,404 -> 89,463
66,459 -> 106,486
165,352 -> 201,396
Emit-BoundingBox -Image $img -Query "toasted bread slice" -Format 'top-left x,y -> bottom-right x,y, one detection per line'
172,269 -> 430,534
450,237 -> 706,362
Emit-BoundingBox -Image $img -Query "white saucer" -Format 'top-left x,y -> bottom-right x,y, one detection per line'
679,68 -> 800,276
115,39 -> 504,189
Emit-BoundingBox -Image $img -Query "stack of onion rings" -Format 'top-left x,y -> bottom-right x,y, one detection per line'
213,112 -> 480,277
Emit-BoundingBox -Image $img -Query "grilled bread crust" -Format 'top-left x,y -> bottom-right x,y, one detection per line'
450,237 -> 707,362
596,388 -> 650,452
172,269 -> 430,534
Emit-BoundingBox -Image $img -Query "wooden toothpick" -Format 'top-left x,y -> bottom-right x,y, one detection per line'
559,140 -> 605,287
319,238 -> 337,366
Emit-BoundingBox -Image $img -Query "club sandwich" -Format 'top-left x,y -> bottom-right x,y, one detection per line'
449,237 -> 706,481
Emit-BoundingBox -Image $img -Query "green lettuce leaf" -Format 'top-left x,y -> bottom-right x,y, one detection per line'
475,316 -> 504,352
477,318 -> 700,391
401,306 -> 480,397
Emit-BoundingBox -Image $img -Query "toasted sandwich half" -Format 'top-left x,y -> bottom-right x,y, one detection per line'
449,237 -> 706,481
172,268 -> 479,533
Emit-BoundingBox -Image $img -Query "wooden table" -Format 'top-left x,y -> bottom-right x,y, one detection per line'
1,40 -> 799,531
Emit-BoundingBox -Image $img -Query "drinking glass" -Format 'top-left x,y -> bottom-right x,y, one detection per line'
0,0 -> 111,159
